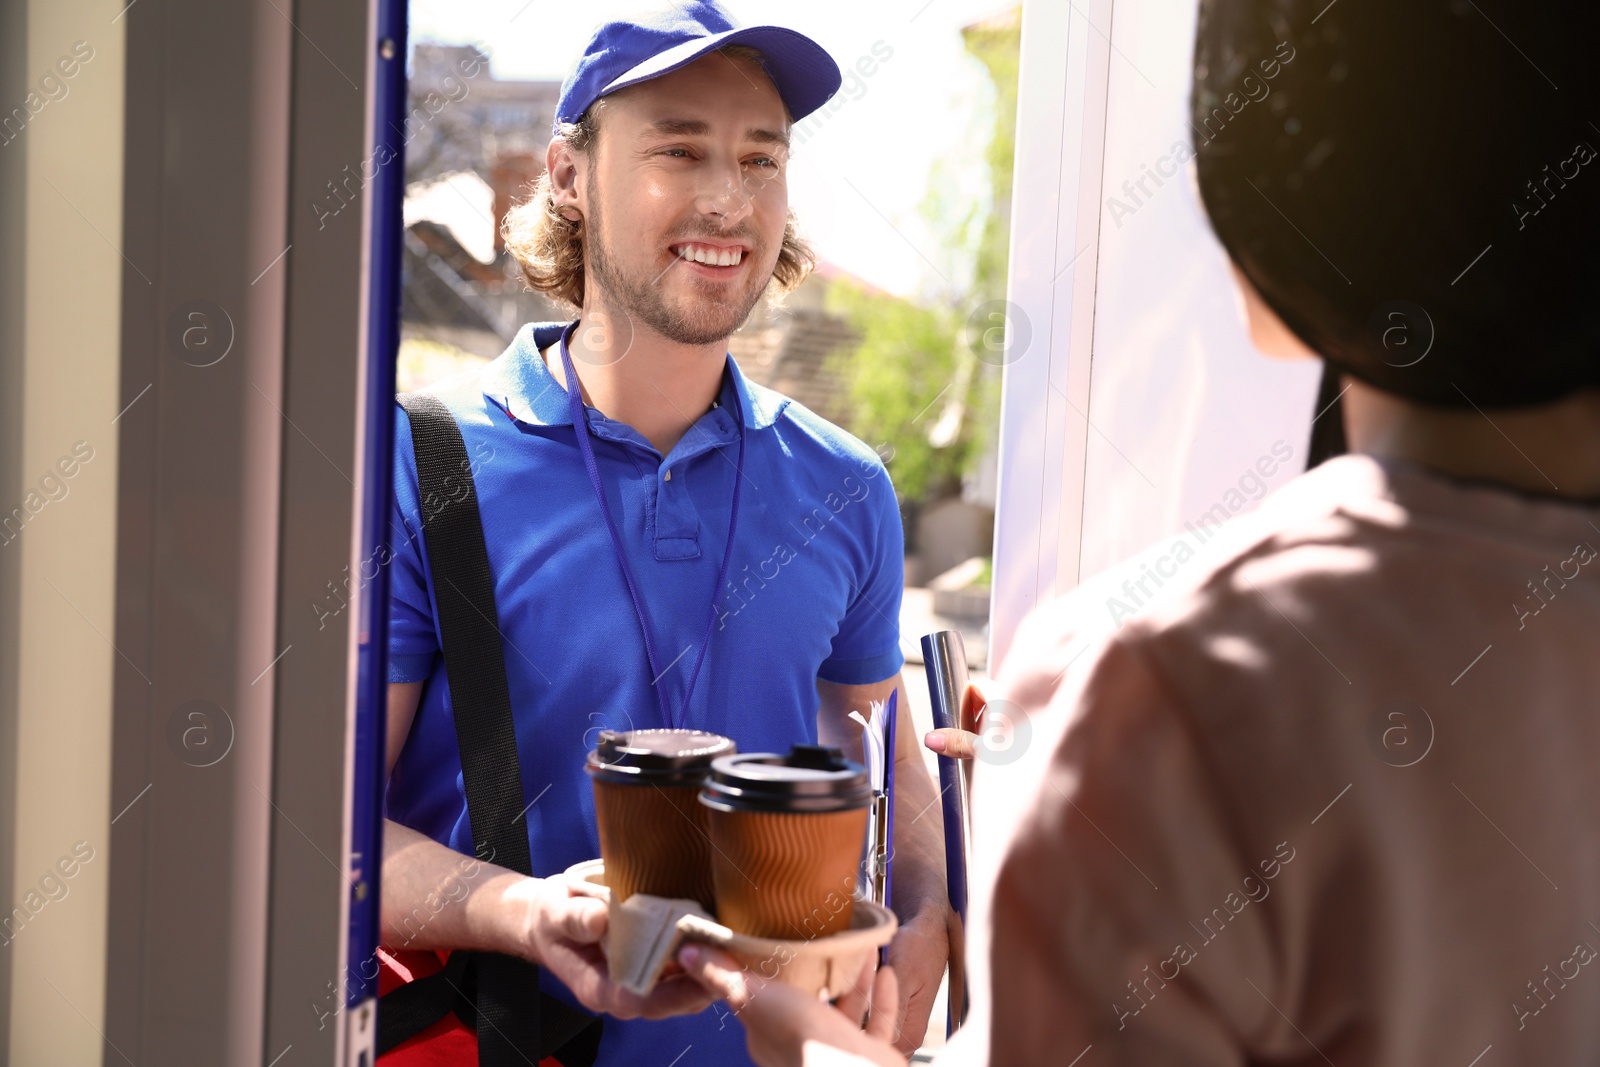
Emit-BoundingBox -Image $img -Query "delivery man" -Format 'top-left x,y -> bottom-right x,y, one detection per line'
378,3 -> 951,1065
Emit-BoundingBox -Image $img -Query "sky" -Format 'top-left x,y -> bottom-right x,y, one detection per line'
408,0 -> 1018,299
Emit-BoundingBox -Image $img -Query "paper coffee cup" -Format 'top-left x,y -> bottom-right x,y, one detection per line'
699,745 -> 872,939
587,729 -> 736,910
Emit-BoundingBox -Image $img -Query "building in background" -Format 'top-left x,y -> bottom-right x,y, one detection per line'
399,43 -> 565,383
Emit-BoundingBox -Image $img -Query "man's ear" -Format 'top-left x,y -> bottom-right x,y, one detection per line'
545,136 -> 584,223
1229,262 -> 1318,362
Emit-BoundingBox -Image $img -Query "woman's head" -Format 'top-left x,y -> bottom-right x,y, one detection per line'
1194,1 -> 1600,409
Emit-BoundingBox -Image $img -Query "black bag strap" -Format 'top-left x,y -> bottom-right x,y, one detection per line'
376,950 -> 473,1055
376,953 -> 602,1061
380,391 -> 602,1066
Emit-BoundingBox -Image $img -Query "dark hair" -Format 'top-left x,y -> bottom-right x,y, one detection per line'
1193,1 -> 1600,409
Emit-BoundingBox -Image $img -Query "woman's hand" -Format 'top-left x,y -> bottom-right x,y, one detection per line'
922,727 -> 981,759
924,681 -> 989,760
676,942 -> 907,1067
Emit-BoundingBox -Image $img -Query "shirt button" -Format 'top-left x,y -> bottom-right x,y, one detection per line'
664,469 -> 672,482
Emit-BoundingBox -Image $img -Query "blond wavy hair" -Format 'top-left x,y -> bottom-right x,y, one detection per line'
502,45 -> 814,311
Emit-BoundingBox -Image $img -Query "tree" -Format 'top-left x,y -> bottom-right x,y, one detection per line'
824,286 -> 972,503
824,7 -> 1021,508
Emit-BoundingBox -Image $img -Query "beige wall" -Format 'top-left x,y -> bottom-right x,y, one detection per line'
9,1 -> 124,1062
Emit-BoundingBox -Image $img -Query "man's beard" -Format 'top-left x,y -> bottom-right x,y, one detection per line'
585,177 -> 769,347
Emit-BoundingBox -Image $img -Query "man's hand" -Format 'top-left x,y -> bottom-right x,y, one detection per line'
676,942 -> 906,1067
882,907 -> 948,1055
382,689 -> 709,1023
507,876 -> 714,1021
382,821 -> 712,1020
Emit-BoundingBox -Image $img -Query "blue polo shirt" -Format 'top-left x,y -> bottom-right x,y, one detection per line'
384,321 -> 904,1066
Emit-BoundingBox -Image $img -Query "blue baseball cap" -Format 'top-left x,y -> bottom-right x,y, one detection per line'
554,1 -> 842,136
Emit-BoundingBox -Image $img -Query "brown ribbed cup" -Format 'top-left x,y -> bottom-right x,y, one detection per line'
706,806 -> 869,938
700,745 -> 873,939
587,729 -> 735,912
592,779 -> 716,908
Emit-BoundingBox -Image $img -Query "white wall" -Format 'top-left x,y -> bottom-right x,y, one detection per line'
8,1 -> 123,1062
990,0 -> 1320,670
1080,0 -> 1319,579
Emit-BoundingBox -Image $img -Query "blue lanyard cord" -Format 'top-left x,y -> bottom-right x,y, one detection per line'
558,322 -> 746,731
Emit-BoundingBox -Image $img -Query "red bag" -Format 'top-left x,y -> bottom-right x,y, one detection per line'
376,948 -> 565,1067
376,948 -> 476,1065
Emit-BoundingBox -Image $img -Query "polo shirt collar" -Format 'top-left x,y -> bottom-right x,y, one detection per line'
481,320 -> 784,431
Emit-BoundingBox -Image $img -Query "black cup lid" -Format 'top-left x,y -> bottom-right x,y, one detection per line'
586,729 -> 736,783
699,745 -> 872,813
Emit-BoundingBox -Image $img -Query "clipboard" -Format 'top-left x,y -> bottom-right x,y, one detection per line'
851,692 -> 897,966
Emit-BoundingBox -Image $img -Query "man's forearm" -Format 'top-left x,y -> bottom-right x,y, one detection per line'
381,818 -> 534,956
888,699 -> 948,924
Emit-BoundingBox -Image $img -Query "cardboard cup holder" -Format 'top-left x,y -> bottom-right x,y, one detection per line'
562,858 -> 897,999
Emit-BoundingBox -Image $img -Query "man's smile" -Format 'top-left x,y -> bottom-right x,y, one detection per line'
670,238 -> 749,273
